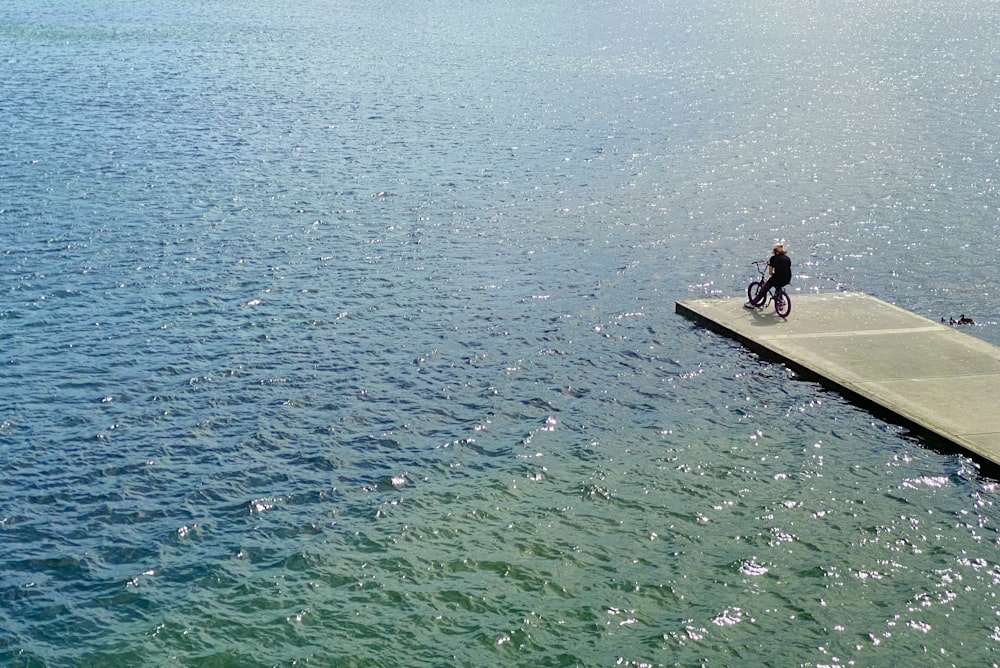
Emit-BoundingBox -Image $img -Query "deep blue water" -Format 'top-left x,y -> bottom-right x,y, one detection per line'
2,0 -> 1000,665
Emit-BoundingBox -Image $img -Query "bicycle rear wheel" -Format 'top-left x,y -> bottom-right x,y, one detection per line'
747,281 -> 766,306
774,290 -> 791,317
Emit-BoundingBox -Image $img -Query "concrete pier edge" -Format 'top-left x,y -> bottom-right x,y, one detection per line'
676,292 -> 1000,473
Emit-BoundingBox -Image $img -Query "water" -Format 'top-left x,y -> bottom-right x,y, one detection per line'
2,0 -> 999,665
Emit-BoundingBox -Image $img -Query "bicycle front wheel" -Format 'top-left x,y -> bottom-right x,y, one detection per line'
774,290 -> 791,318
747,281 -> 766,306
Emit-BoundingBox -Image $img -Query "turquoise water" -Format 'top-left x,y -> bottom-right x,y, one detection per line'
2,0 -> 1000,665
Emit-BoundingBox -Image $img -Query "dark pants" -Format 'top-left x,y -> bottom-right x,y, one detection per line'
753,277 -> 788,305
762,277 -> 788,294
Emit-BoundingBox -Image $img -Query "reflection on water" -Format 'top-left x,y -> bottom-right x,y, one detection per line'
1,0 -> 999,664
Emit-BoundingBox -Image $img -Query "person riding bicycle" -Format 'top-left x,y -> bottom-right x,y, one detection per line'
748,244 -> 791,307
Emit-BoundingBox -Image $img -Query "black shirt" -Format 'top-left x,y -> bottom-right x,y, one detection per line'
768,253 -> 792,286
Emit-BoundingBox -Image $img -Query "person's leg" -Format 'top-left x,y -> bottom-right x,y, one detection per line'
752,277 -> 774,306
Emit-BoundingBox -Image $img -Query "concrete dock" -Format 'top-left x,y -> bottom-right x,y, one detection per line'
676,292 -> 1000,467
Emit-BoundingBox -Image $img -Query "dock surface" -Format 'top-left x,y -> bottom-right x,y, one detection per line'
676,292 -> 1000,466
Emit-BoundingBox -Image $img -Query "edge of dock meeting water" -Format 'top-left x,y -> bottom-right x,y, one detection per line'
676,292 -> 1000,470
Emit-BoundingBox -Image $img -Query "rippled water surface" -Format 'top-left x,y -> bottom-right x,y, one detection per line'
3,0 -> 1000,665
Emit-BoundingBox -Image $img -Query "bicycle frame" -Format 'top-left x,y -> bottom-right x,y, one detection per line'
747,260 -> 791,317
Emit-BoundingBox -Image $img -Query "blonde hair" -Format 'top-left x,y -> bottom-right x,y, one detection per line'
773,244 -> 787,255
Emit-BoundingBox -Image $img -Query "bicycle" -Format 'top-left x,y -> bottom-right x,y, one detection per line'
746,261 -> 791,318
